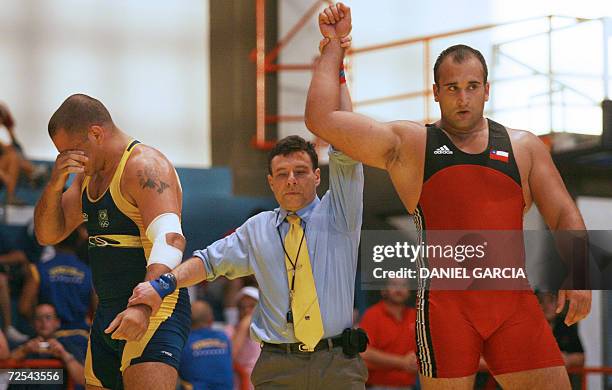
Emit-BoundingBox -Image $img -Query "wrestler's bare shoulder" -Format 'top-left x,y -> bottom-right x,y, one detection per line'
120,143 -> 178,200
380,120 -> 427,174
125,144 -> 175,173
390,120 -> 427,158
507,127 -> 543,151
390,120 -> 427,136
506,127 -> 551,189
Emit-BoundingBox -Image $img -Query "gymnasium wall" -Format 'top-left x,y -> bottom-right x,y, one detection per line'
0,0 -> 210,168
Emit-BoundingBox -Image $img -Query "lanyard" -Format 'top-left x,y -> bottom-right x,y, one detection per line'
276,219 -> 306,292
276,212 -> 308,324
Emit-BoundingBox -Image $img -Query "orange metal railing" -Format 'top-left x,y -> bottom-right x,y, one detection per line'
253,0 -> 332,149
481,366 -> 612,390
252,4 -> 607,149
567,366 -> 612,390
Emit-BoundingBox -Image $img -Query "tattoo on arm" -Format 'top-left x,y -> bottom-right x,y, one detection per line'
137,166 -> 171,194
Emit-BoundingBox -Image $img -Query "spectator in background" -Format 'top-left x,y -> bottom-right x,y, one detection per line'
179,300 -> 233,390
0,226 -> 31,344
10,303 -> 87,388
197,209 -> 267,326
21,220 -> 46,268
539,292 -> 585,389
0,329 -> 9,359
19,226 -> 94,330
0,101 -> 21,205
225,286 -> 261,390
223,275 -> 259,327
221,209 -> 266,326
0,142 -> 20,205
359,279 -> 417,390
0,103 -> 48,200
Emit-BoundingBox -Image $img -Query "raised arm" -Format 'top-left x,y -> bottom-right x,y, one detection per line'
34,153 -> 87,245
305,3 -> 402,170
317,35 -> 365,232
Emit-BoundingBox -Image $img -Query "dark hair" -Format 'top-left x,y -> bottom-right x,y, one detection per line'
267,135 -> 318,174
35,302 -> 58,314
433,44 -> 488,85
48,94 -> 113,138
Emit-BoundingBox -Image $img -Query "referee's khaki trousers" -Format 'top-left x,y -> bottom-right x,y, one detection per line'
251,346 -> 368,389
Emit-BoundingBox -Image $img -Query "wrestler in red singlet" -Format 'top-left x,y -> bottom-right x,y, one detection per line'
306,6 -> 590,387
415,119 -> 564,378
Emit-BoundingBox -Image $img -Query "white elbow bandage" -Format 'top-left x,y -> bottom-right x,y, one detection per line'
145,213 -> 184,269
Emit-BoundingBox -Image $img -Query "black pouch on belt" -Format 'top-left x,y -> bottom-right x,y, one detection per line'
341,328 -> 369,357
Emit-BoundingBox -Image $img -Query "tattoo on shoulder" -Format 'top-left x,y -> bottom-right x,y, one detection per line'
137,166 -> 171,194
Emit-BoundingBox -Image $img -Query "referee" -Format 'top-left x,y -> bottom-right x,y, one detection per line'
128,46 -> 368,390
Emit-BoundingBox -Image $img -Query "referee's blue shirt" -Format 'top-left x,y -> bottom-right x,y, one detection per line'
193,148 -> 363,344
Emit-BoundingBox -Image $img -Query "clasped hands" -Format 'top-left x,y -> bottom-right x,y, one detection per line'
318,2 -> 352,53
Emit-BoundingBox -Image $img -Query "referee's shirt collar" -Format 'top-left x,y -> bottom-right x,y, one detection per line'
275,196 -> 320,227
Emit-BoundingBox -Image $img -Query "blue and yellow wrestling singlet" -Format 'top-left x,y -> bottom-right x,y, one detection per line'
81,140 -> 190,389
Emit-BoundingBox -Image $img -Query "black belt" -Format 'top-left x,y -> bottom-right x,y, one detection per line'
262,336 -> 343,353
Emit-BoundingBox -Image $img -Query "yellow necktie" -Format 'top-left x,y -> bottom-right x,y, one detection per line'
284,214 -> 324,350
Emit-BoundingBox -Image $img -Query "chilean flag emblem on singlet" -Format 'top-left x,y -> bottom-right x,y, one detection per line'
489,149 -> 509,163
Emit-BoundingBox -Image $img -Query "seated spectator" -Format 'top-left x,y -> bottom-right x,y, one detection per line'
0,142 -> 20,205
19,227 -> 94,330
359,279 -> 417,390
179,300 -> 233,390
0,226 -> 31,344
225,286 -> 260,390
10,303 -> 87,388
20,220 -> 46,268
223,275 -> 258,327
220,209 -> 265,325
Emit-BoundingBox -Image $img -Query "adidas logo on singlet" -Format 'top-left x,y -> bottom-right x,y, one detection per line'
434,145 -> 453,155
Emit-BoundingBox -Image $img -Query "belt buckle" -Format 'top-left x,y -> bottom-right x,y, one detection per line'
297,343 -> 311,352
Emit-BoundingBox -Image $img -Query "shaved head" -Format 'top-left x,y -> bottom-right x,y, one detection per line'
48,94 -> 113,138
434,44 -> 488,85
